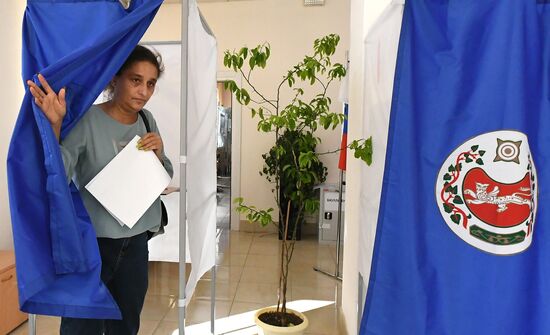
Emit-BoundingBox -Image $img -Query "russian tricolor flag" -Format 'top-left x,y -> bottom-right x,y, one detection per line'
338,104 -> 349,171
338,63 -> 350,171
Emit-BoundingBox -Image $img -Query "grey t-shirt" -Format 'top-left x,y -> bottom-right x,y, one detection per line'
60,105 -> 174,238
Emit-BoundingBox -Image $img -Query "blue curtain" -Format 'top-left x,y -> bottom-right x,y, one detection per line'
7,0 -> 163,319
361,1 -> 550,334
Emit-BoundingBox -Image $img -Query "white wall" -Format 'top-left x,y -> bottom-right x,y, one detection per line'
341,0 -> 392,334
144,0 -> 350,222
0,2 -> 26,250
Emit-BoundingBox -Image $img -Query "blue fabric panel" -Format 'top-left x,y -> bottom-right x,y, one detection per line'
361,1 -> 550,334
7,0 -> 162,319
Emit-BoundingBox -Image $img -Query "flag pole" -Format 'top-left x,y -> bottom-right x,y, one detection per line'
28,314 -> 36,335
313,52 -> 349,281
335,169 -> 344,278
210,264 -> 216,334
179,0 -> 189,333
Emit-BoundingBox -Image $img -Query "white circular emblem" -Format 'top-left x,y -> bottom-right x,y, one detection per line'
435,130 -> 538,255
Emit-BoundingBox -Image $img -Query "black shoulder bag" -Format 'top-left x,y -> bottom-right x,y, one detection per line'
138,110 -> 169,239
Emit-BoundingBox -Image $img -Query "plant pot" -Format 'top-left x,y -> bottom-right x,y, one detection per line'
254,307 -> 309,335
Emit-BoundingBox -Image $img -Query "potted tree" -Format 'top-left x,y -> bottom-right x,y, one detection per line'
224,34 -> 372,334
261,129 -> 327,241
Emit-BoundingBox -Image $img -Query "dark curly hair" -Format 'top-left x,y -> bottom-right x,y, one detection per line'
117,44 -> 164,78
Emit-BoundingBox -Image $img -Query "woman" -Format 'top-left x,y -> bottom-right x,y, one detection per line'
27,45 -> 173,335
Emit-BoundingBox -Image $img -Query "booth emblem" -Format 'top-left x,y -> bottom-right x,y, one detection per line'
435,131 -> 537,255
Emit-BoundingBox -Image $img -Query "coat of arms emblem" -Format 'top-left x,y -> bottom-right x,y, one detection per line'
435,130 -> 537,255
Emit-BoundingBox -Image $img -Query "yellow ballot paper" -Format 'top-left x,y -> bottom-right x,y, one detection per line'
85,135 -> 171,228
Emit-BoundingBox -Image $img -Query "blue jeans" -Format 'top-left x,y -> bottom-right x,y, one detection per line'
60,232 -> 149,335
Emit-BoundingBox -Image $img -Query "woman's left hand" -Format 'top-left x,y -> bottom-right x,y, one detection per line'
138,133 -> 164,160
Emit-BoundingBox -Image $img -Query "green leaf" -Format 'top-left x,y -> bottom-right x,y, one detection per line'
443,173 -> 451,181
224,80 -> 237,93
261,122 -> 271,132
249,54 -> 256,70
471,145 -> 479,152
448,165 -> 456,172
231,55 -> 239,70
239,47 -> 248,59
223,53 -> 230,67
478,150 -> 485,156
445,185 -> 458,194
443,203 -> 454,213
300,173 -> 311,184
450,214 -> 461,225
453,196 -> 464,204
476,158 -> 484,165
288,118 -> 296,130
240,88 -> 251,105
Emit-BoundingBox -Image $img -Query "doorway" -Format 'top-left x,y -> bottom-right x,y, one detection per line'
216,81 -> 232,230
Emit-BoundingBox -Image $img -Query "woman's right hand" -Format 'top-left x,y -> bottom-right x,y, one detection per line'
27,74 -> 66,140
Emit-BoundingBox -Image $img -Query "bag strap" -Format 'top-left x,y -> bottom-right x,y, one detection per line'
138,110 -> 151,133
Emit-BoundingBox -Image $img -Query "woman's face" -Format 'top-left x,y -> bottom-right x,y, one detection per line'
111,60 -> 158,112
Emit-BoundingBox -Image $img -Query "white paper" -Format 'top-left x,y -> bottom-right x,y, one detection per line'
85,135 -> 171,228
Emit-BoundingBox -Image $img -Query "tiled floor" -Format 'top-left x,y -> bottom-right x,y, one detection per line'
11,181 -> 344,334
10,231 -> 344,335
